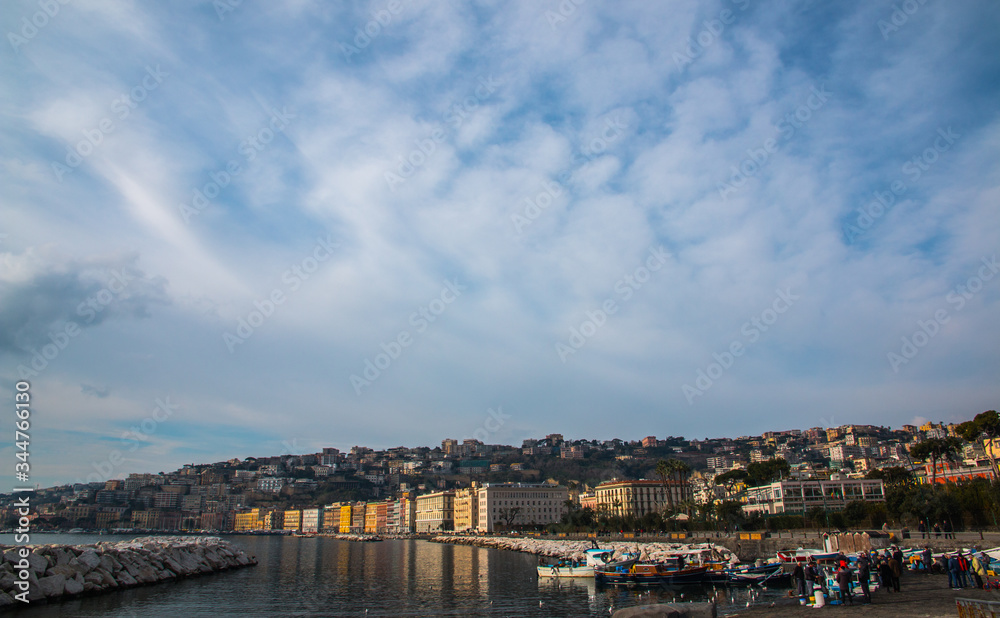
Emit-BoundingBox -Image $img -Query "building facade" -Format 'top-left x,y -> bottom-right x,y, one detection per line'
742,479 -> 886,515
476,483 -> 568,532
415,490 -> 455,532
594,479 -> 692,518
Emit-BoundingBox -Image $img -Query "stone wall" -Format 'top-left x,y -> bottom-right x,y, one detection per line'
0,536 -> 256,607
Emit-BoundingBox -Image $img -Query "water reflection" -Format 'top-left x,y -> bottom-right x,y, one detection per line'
0,535 -> 785,616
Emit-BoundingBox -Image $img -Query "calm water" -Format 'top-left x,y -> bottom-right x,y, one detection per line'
0,534 -> 781,616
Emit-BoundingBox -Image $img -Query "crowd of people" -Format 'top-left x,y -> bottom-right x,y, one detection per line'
789,544 -> 994,605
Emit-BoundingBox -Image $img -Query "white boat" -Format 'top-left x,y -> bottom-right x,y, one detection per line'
537,562 -> 595,578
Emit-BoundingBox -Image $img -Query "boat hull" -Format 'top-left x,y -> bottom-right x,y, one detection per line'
596,566 -> 709,586
537,564 -> 595,578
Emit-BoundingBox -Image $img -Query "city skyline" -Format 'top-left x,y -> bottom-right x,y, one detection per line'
2,1 -> 999,490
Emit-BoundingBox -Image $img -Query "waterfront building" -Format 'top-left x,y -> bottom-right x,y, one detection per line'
594,479 -> 692,518
302,507 -> 321,533
339,503 -> 352,533
475,483 -> 568,532
323,504 -> 340,531
922,461 -> 995,484
415,490 -> 455,532
283,509 -> 302,532
579,491 -> 597,511
742,479 -> 886,515
234,508 -> 263,531
364,502 -> 379,533
350,502 -> 366,533
454,486 -> 479,532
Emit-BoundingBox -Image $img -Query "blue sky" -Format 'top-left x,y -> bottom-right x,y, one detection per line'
2,0 -> 999,488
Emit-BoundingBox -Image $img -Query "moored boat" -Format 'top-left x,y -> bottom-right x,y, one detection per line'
595,562 -> 710,586
537,560 -> 594,578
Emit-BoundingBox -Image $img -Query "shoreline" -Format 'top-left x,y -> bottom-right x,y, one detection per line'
0,536 -> 256,608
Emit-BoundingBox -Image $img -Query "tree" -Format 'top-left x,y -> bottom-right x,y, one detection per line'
866,466 -> 915,488
746,458 -> 790,486
655,459 -> 673,514
497,506 -> 522,530
910,437 -> 963,485
715,469 -> 748,499
957,411 -> 1000,480
670,459 -> 692,512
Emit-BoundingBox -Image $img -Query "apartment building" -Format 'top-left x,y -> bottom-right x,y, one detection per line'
454,486 -> 479,532
742,479 -> 886,515
415,490 -> 455,532
476,483 -> 568,532
594,479 -> 692,518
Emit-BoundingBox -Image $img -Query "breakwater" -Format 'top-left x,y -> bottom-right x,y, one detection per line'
0,536 -> 256,607
430,535 -> 738,563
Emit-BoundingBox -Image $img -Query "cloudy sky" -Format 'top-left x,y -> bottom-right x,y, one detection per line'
2,0 -> 999,488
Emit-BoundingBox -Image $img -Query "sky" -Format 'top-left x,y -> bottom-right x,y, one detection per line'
1,0 -> 999,489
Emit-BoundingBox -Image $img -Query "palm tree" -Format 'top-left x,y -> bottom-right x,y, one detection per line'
655,459 -> 672,514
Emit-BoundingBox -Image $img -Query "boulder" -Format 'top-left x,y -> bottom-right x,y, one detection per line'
27,552 -> 48,576
0,591 -> 15,607
64,574 -> 85,596
78,549 -> 102,570
37,573 -> 66,598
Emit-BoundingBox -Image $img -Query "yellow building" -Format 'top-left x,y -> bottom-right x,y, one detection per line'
234,508 -> 263,531
283,509 -> 302,532
339,503 -> 352,533
415,490 -> 455,532
594,479 -> 692,518
364,502 -> 379,534
454,486 -> 479,532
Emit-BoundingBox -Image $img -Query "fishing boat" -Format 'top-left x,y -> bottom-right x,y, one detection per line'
585,548 -> 640,571
595,562 -> 710,586
537,559 -> 594,578
776,548 -> 839,563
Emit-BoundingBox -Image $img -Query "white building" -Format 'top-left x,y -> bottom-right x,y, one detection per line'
476,483 -> 568,532
742,479 -> 885,515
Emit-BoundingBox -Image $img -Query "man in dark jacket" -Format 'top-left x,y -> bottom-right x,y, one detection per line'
792,563 -> 807,598
857,555 -> 872,603
918,520 -> 926,539
922,547 -> 933,573
878,559 -> 894,593
836,565 -> 854,605
888,555 -> 902,592
948,554 -> 962,589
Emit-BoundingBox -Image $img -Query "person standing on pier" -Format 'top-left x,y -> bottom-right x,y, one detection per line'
972,552 -> 987,589
793,563 -> 807,598
934,522 -> 942,539
918,520 -> 926,539
836,564 -> 854,605
878,559 -> 894,593
948,554 -> 962,589
857,554 -> 872,604
888,554 -> 902,592
922,547 -> 933,573
944,520 -> 954,540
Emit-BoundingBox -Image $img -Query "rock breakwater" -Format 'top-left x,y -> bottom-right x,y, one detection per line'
431,535 -> 737,564
0,536 -> 256,607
